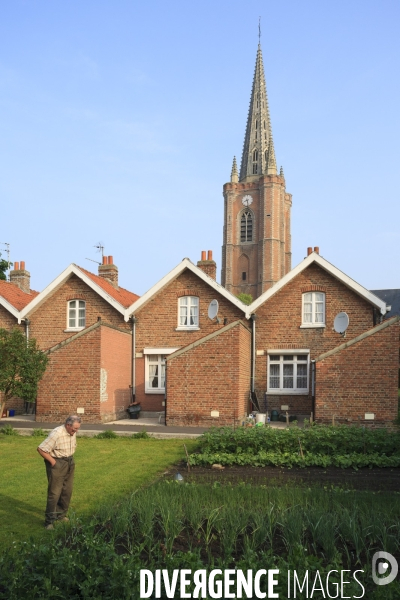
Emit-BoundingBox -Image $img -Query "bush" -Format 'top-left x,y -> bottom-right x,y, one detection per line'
31,428 -> 48,437
94,430 -> 118,439
132,430 -> 150,439
0,424 -> 19,436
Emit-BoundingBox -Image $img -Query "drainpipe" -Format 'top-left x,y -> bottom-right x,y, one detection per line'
250,313 -> 257,395
164,361 -> 168,425
24,318 -> 30,343
130,316 -> 137,400
311,359 -> 316,421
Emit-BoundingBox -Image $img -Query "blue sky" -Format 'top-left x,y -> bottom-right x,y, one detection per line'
1,0 -> 399,294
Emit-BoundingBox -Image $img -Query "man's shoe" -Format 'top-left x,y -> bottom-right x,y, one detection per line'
57,517 -> 69,522
45,524 -> 54,530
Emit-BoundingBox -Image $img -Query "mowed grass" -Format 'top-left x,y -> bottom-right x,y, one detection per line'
0,434 -> 197,551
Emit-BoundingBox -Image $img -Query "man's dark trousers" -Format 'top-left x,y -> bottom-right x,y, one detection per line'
44,458 -> 75,526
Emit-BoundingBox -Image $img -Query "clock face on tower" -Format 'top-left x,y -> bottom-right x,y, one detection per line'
242,195 -> 253,208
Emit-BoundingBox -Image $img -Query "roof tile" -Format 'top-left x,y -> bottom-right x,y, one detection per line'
77,267 -> 139,308
0,280 -> 39,310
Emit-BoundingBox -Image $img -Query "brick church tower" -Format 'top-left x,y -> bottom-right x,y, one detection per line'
221,44 -> 292,299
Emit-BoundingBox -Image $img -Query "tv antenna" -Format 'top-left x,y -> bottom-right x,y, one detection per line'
0,242 -> 11,279
85,242 -> 104,267
94,242 -> 104,259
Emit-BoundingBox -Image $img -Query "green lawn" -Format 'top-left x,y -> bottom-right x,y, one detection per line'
0,434 -> 197,551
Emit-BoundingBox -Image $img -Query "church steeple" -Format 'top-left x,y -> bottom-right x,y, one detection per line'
239,44 -> 277,181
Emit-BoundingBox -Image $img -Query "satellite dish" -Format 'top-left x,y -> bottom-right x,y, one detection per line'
208,299 -> 219,320
333,312 -> 349,334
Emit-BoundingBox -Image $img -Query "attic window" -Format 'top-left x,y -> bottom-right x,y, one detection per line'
67,300 -> 86,330
301,292 -> 325,328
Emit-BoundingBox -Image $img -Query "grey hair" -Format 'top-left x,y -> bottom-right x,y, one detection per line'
65,415 -> 82,426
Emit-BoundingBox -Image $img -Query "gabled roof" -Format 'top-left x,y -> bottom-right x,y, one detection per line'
78,267 -> 139,308
371,289 -> 400,319
124,258 -> 247,321
247,253 -> 388,318
0,280 -> 39,318
18,264 -> 139,323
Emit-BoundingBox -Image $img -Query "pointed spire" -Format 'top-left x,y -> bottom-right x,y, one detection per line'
230,156 -> 239,183
239,44 -> 277,181
279,166 -> 285,179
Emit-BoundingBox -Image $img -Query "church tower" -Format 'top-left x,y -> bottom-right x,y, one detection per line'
221,44 -> 292,299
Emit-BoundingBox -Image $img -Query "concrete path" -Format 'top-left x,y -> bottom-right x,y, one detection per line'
0,413 -> 297,438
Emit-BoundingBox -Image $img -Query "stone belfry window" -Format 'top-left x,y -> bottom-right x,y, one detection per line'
240,210 -> 253,242
252,150 -> 258,174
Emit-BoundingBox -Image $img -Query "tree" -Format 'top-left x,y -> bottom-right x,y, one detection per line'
236,293 -> 253,306
0,328 -> 48,407
0,252 -> 10,281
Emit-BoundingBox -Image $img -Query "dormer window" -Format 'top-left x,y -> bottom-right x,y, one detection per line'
67,300 -> 86,330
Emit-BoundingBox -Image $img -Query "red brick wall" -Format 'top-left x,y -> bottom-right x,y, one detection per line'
29,274 -> 130,350
133,269 -> 246,411
166,321 -> 251,427
0,305 -> 21,330
254,263 -> 377,417
36,327 -> 101,423
100,326 -> 131,422
316,321 -> 399,424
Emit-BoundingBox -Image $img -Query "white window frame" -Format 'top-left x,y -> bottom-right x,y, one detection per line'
267,350 -> 310,394
176,296 -> 199,330
300,292 -> 326,328
66,299 -> 86,331
144,348 -> 179,394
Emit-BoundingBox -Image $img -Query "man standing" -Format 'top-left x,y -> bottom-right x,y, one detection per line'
37,415 -> 81,530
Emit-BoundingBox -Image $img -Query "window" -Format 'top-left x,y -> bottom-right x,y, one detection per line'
67,300 -> 85,330
143,348 -> 179,394
177,296 -> 199,329
302,292 -> 325,327
267,353 -> 309,393
240,210 -> 253,243
146,354 -> 166,393
242,271 -> 247,281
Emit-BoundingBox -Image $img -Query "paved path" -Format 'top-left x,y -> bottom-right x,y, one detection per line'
0,413 -> 293,438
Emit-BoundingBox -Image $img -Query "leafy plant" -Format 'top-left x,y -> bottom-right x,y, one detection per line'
0,424 -> 19,436
31,428 -> 48,437
0,328 -> 48,404
94,429 -> 118,439
132,430 -> 150,439
236,292 -> 253,305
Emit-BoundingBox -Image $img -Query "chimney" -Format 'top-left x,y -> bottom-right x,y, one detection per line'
98,255 -> 119,287
314,246 -> 319,255
307,247 -> 312,256
197,250 -> 217,280
10,261 -> 31,294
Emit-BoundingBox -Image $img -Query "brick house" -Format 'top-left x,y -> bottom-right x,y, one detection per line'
124,254 -> 249,426
248,249 -> 399,425
1,257 -> 139,423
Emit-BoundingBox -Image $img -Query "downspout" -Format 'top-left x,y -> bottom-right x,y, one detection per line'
311,359 -> 316,422
130,316 -> 137,400
164,361 -> 167,425
24,318 -> 30,343
250,313 -> 257,400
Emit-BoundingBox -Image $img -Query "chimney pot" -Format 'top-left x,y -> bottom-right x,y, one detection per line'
207,250 -> 213,260
14,262 -> 20,271
102,256 -> 107,265
307,247 -> 312,256
108,255 -> 113,265
201,251 -> 206,261
314,246 -> 319,255
20,261 -> 25,270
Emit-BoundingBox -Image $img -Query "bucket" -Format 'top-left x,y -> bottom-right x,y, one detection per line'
9,410 -> 15,417
256,413 -> 266,424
